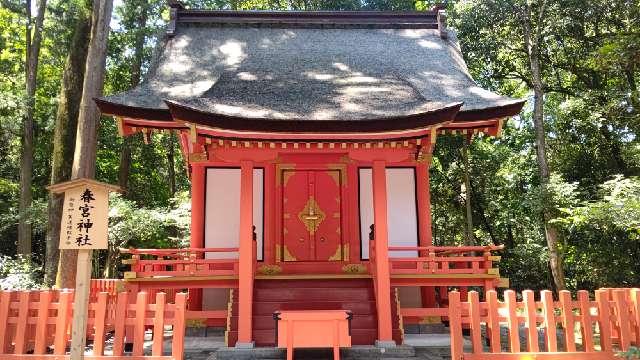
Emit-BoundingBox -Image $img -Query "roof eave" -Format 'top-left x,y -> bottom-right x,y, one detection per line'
454,100 -> 525,122
165,100 -> 464,133
95,97 -> 173,121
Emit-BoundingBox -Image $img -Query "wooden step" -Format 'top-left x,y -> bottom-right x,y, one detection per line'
244,328 -> 380,347
253,287 -> 374,302
226,278 -> 407,348
232,300 -> 379,315
230,314 -> 379,331
254,278 -> 374,289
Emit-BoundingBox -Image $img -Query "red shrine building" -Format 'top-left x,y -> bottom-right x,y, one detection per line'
96,3 -> 523,349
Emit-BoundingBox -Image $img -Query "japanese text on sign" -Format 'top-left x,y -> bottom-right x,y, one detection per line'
59,185 -> 108,249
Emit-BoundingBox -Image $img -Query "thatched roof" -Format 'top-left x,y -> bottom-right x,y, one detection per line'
97,9 -> 523,132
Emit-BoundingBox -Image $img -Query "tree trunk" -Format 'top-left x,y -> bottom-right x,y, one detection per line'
118,0 -> 149,195
18,0 -> 46,256
461,138 -> 474,246
44,10 -> 91,286
118,137 -> 132,192
167,132 -> 176,196
56,0 -> 114,289
521,2 -> 566,291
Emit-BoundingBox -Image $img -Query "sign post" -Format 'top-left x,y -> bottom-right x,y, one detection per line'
48,178 -> 120,360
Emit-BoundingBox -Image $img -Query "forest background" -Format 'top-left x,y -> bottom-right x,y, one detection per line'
0,0 -> 638,292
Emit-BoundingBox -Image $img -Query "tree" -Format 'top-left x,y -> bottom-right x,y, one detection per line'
117,0 -> 150,195
17,0 -> 47,256
461,138 -> 475,245
452,0 -> 568,291
519,0 -> 567,290
56,0 -> 113,288
44,4 -> 91,285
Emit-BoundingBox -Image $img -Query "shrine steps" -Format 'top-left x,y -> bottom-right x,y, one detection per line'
225,278 -> 403,347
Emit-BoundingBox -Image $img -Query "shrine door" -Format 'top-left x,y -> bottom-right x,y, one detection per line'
282,169 -> 343,262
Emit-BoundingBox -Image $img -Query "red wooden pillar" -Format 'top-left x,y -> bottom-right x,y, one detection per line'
372,160 -> 394,346
189,164 -> 205,311
237,160 -> 255,347
416,163 -> 436,308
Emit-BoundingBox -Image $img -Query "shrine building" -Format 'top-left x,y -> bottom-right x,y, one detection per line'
96,3 -> 524,349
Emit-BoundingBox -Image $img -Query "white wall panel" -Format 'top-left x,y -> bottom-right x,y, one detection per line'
203,167 -> 263,311
359,169 -> 374,259
359,168 -> 418,259
204,168 -> 263,260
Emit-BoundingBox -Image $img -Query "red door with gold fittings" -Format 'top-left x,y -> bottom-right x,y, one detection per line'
281,169 -> 343,262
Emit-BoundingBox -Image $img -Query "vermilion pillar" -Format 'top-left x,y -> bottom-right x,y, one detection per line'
372,160 -> 394,346
416,163 -> 436,308
190,164 -> 205,247
237,160 -> 255,347
189,164 -> 205,311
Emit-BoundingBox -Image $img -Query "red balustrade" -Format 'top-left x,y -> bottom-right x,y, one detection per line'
388,245 -> 503,275
120,247 -> 240,279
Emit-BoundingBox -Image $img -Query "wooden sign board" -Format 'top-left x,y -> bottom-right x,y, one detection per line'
48,178 -> 120,250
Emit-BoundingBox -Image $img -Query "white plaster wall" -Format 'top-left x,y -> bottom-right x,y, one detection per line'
204,168 -> 263,260
203,168 -> 263,311
359,168 -> 419,259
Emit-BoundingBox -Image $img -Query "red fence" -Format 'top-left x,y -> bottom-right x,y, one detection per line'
120,248 -> 240,279
388,245 -> 503,276
449,288 -> 640,359
0,289 -> 187,360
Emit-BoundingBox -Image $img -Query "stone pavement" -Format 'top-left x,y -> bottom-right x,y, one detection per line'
89,331 -> 464,359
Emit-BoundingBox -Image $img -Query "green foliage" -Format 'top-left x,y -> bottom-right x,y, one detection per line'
450,0 -> 640,291
618,347 -> 640,359
0,255 -> 44,290
108,191 -> 191,250
99,191 -> 191,278
552,175 -> 640,290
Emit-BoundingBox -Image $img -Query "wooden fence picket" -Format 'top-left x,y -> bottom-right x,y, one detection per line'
485,290 -> 500,353
448,291 -> 463,360
540,290 -> 557,352
0,291 -> 10,353
172,293 -> 187,360
33,290 -> 51,354
595,289 -> 613,352
577,290 -> 595,352
559,290 -> 576,352
521,290 -> 537,352
54,291 -> 72,355
14,291 -> 30,354
631,288 -> 640,344
112,291 -> 128,356
613,290 -> 631,350
152,292 -> 166,356
93,292 -> 108,356
467,291 -> 481,354
504,290 -> 519,353
133,291 -> 148,356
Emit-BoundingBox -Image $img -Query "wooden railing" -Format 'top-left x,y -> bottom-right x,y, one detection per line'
388,245 -> 503,275
449,288 -> 640,359
0,289 -> 187,359
120,247 -> 240,279
89,278 -> 124,302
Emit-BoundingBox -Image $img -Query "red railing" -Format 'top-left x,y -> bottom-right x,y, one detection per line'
449,288 -> 640,359
89,278 -> 123,302
388,245 -> 503,275
0,289 -> 187,359
120,247 -> 240,279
